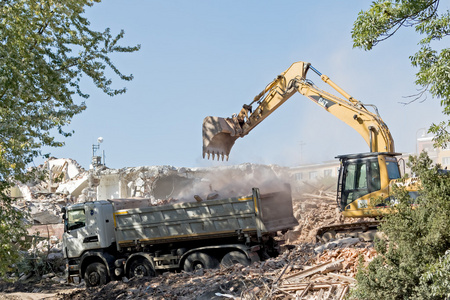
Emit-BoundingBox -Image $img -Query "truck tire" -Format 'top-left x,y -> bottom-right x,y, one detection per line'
84,262 -> 109,287
183,252 -> 219,272
220,251 -> 251,268
128,258 -> 155,279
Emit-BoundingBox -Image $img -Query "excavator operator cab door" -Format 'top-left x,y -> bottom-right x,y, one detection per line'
336,152 -> 401,214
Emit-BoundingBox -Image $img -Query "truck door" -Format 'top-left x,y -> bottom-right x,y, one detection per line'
63,205 -> 102,258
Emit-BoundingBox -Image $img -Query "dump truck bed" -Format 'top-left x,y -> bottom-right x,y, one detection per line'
112,185 -> 297,248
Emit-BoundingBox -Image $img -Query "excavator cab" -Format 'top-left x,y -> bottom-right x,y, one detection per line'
336,152 -> 402,218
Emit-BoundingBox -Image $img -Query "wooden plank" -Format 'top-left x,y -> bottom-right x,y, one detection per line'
282,259 -> 344,282
317,288 -> 325,300
337,285 -> 349,300
327,272 -> 356,283
297,282 -> 311,299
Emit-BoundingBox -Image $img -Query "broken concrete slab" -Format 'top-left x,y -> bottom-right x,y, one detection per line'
55,174 -> 89,197
314,237 -> 361,254
31,211 -> 61,225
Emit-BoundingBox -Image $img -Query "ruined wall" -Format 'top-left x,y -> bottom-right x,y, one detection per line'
14,159 -> 294,237
95,163 -> 292,203
95,164 -> 290,202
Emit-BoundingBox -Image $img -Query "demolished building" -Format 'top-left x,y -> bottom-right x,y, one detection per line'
13,158 -> 297,238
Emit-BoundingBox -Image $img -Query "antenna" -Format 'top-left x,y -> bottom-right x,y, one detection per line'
91,137 -> 104,168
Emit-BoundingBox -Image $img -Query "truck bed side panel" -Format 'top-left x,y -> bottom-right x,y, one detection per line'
113,185 -> 298,248
114,197 -> 258,247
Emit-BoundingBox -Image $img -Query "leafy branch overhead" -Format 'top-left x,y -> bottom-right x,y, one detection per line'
0,0 -> 139,277
0,0 -> 140,181
352,0 -> 450,146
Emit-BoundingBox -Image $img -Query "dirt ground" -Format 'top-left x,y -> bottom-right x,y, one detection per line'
0,279 -> 78,300
0,240 -> 373,300
0,243 -> 315,300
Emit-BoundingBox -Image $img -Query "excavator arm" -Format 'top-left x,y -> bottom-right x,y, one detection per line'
202,61 -> 395,160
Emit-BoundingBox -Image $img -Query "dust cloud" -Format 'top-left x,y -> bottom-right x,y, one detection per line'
168,163 -> 291,202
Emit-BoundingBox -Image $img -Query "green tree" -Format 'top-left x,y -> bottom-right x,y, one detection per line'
352,0 -> 450,147
350,153 -> 450,299
0,0 -> 140,276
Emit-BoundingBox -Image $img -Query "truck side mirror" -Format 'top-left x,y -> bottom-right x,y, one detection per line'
61,207 -> 69,232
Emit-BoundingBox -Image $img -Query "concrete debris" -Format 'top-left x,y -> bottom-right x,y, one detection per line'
31,211 -> 62,225
27,238 -> 64,257
313,247 -> 377,278
12,159 -> 292,238
284,189 -> 373,244
314,237 -> 361,254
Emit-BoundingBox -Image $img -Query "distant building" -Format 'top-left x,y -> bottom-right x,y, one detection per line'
417,135 -> 450,169
290,160 -> 340,193
289,133 -> 450,195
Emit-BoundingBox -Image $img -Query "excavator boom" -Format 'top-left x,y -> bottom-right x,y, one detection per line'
202,61 -> 395,161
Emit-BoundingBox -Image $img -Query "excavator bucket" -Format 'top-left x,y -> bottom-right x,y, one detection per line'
202,116 -> 241,161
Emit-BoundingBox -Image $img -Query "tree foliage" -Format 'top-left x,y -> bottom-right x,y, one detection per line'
352,0 -> 450,147
350,153 -> 450,299
0,182 -> 27,277
0,0 -> 140,181
0,0 -> 139,276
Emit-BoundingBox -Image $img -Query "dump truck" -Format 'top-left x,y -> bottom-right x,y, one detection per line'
62,184 -> 298,287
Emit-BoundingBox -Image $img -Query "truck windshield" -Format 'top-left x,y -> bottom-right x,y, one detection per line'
67,209 -> 86,231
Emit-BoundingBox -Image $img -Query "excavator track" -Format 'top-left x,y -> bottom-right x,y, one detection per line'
315,221 -> 381,243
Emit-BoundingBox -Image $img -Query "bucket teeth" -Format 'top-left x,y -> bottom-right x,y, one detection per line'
202,150 -> 229,161
202,116 -> 239,161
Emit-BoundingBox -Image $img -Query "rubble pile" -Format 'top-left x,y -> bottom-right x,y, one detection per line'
313,246 -> 377,278
6,235 -> 68,285
18,159 -> 291,206
104,163 -> 291,203
285,189 -> 373,244
286,190 -> 341,244
13,159 -> 291,237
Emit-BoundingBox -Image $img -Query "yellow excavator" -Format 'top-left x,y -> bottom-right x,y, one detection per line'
202,61 -> 415,220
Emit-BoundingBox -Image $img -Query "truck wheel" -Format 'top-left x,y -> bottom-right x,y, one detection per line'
221,251 -> 251,268
183,252 -> 219,272
128,258 -> 155,279
84,262 -> 109,287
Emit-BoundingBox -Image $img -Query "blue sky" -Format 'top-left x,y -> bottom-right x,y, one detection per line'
37,1 -> 445,170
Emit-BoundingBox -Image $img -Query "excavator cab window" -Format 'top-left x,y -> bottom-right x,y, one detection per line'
340,158 -> 380,209
386,160 -> 401,180
369,161 -> 381,191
